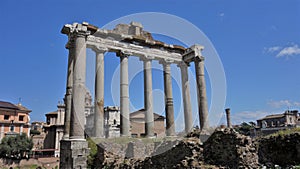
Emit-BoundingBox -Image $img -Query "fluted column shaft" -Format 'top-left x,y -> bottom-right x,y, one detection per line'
143,59 -> 154,137
195,57 -> 209,130
119,53 -> 130,136
93,49 -> 106,138
63,41 -> 74,139
179,63 -> 193,133
163,63 -> 175,136
70,33 -> 87,139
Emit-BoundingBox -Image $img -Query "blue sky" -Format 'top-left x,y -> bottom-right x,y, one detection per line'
0,0 -> 300,130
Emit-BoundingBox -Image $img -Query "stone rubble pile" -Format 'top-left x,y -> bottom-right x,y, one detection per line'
258,132 -> 300,168
138,137 -> 204,168
95,129 -> 300,168
203,128 -> 259,169
96,136 -> 209,168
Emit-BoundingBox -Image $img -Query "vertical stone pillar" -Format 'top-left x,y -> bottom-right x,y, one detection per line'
118,52 -> 130,137
0,124 -> 4,140
194,57 -> 209,130
70,31 -> 87,140
143,58 -> 154,137
63,40 -> 74,139
60,22 -> 90,169
55,131 -> 60,157
93,47 -> 106,138
20,124 -> 23,134
178,62 -> 193,133
161,61 -> 175,136
225,108 -> 231,128
27,125 -> 30,137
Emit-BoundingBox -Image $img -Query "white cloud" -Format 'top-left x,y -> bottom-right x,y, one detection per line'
276,44 -> 300,58
267,99 -> 300,109
266,46 -> 281,53
265,44 -> 300,58
231,111 -> 269,125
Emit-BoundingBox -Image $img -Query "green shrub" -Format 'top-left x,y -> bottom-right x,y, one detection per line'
0,133 -> 33,159
87,137 -> 97,169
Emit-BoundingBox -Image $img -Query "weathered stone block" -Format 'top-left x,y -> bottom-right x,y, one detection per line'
59,139 -> 89,169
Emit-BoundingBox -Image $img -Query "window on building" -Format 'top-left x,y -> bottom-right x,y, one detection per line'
113,119 -> 117,125
10,125 -> 14,132
19,115 -> 24,121
4,115 -> 9,120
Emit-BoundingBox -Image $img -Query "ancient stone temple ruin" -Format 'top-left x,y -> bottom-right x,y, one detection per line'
59,21 -> 209,168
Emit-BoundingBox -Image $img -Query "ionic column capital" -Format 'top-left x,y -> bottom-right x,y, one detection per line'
194,56 -> 205,62
117,51 -> 131,58
159,59 -> 173,66
182,44 -> 204,63
91,46 -> 108,54
74,31 -> 90,38
177,61 -> 190,68
140,54 -> 155,62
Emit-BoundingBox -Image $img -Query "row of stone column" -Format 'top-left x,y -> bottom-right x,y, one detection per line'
63,32 -> 209,140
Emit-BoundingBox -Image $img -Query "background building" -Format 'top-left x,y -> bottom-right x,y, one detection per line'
130,109 -> 165,138
31,121 -> 46,152
255,110 -> 299,136
43,92 -> 93,157
43,102 -> 65,157
104,106 -> 120,138
0,101 -> 31,140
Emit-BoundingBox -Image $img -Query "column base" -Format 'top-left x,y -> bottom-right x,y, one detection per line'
62,134 -> 70,140
59,139 -> 89,169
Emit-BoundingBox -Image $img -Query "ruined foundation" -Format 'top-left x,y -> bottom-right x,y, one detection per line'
59,139 -> 89,169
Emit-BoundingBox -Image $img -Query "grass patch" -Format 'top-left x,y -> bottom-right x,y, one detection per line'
268,127 -> 300,138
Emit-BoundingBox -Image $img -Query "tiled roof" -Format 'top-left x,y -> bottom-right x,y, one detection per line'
0,101 -> 19,110
0,101 -> 30,111
257,114 -> 285,121
15,104 -> 30,111
46,111 -> 58,115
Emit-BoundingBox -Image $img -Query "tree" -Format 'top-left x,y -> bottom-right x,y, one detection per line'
30,129 -> 41,135
0,133 -> 33,159
234,122 -> 254,136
